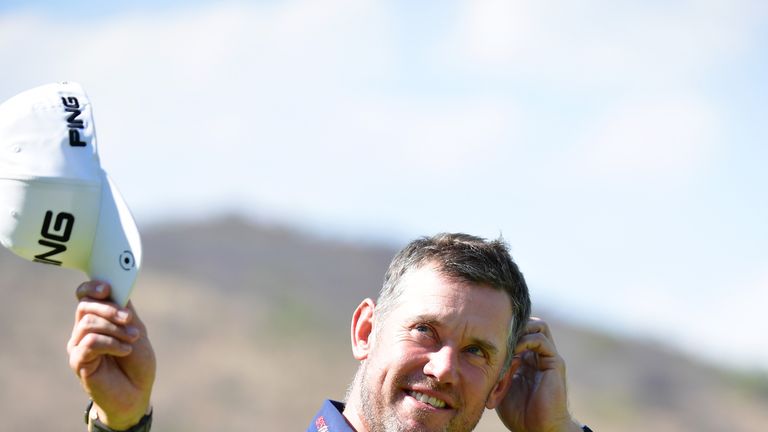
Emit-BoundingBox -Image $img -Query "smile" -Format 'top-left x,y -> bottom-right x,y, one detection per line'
407,390 -> 448,409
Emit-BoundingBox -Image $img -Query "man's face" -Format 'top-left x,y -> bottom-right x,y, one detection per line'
357,265 -> 513,432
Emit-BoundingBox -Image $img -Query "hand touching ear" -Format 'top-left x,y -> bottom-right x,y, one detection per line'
496,318 -> 582,432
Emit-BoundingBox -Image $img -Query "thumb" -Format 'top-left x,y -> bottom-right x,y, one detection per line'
76,281 -> 112,301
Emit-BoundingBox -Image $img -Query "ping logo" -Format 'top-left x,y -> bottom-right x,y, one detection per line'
33,211 -> 75,266
61,96 -> 87,147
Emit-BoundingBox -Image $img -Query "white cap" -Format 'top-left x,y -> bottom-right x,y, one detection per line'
0,82 -> 141,306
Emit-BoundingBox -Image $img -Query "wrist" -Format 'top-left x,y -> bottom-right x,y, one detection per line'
86,400 -> 152,431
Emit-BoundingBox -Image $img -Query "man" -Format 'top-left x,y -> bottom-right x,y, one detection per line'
68,233 -> 591,431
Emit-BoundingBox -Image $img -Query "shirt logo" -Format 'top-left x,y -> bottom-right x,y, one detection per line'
315,416 -> 329,432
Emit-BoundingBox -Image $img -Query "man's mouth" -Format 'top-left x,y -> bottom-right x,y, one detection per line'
406,390 -> 448,409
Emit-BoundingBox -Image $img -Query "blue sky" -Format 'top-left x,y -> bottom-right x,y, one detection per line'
1,0 -> 767,371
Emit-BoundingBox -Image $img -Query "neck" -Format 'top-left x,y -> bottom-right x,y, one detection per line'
342,388 -> 368,432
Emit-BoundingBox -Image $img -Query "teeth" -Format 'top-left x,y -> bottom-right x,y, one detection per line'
410,391 -> 446,409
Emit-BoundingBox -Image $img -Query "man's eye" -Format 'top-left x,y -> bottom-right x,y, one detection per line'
465,346 -> 487,358
413,324 -> 434,336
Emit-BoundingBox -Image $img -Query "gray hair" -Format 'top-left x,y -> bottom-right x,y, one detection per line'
375,232 -> 531,377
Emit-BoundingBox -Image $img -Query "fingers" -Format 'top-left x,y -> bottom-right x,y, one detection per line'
74,281 -> 142,323
524,316 -> 555,342
69,313 -> 140,349
69,281 -> 140,376
74,281 -> 141,328
74,297 -> 134,330
513,317 -> 564,372
68,333 -> 134,376
516,331 -> 557,358
515,317 -> 555,353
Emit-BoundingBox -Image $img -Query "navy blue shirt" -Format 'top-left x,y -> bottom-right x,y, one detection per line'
306,399 -> 591,432
307,400 -> 355,432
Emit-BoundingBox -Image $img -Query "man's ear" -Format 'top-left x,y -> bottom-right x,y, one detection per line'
485,365 -> 515,410
350,298 -> 376,360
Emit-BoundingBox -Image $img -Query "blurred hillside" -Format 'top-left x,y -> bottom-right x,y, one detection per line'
1,216 -> 766,431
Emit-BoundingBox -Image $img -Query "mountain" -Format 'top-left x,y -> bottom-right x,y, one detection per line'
1,216 -> 766,431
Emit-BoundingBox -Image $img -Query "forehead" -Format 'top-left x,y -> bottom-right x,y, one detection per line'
389,265 -> 513,339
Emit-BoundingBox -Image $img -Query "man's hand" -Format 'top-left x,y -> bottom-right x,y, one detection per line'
496,317 -> 582,432
67,281 -> 156,429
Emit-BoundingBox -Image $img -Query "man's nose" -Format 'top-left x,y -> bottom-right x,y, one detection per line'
423,345 -> 458,384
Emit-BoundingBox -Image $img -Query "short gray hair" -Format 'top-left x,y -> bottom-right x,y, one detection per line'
375,233 -> 531,376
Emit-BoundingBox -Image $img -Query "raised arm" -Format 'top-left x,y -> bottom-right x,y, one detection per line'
67,281 -> 156,430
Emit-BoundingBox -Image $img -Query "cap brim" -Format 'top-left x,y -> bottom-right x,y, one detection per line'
88,171 -> 142,307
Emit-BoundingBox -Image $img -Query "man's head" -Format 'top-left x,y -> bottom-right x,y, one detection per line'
344,233 -> 531,432
376,233 -> 531,372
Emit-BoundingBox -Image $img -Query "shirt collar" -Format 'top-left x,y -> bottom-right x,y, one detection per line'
308,399 -> 355,432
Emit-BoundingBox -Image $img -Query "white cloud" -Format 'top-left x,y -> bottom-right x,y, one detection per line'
458,0 -> 535,61
0,2 -> 528,226
452,0 -> 767,88
0,1 -> 394,204
341,97 -> 521,172
573,95 -> 719,180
